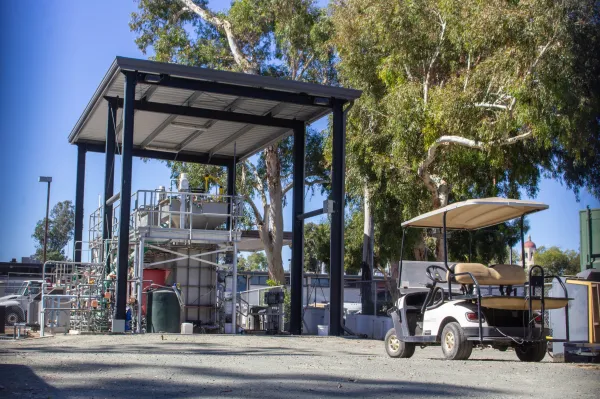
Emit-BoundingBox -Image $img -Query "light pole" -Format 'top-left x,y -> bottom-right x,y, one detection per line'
39,176 -> 52,264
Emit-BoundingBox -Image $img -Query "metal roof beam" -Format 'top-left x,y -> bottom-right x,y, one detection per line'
83,141 -> 233,166
105,96 -> 300,129
239,128 -> 294,161
138,73 -> 331,108
209,125 -> 255,157
114,85 -> 158,137
175,120 -> 215,152
139,91 -> 203,148
208,102 -> 287,157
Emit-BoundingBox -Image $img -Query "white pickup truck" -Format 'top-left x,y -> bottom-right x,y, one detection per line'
0,280 -> 44,325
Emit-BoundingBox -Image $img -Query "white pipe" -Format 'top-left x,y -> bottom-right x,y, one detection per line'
232,242 -> 238,334
137,238 -> 144,333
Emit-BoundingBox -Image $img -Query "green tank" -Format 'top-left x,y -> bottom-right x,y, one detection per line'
147,289 -> 180,333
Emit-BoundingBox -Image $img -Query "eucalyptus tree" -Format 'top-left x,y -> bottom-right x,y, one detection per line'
332,0 -> 600,261
130,0 -> 335,282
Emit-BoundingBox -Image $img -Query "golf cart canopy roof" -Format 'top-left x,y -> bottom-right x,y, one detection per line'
401,198 -> 549,230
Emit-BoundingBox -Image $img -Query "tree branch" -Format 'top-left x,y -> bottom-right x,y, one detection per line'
524,37 -> 554,81
178,0 -> 257,73
244,194 -> 264,225
281,178 -> 330,197
474,103 -> 509,110
424,11 -> 446,106
417,130 -> 534,198
296,53 -> 316,80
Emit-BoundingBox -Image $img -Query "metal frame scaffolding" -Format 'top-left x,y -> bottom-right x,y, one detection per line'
68,57 -> 361,335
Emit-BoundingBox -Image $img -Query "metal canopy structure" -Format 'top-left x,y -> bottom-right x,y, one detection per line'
68,56 -> 361,336
69,56 -> 360,162
401,198 -> 549,230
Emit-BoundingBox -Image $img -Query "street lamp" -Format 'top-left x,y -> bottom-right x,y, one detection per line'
39,176 -> 52,264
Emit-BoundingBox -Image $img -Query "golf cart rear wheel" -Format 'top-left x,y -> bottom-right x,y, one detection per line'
515,341 -> 547,362
441,322 -> 473,360
5,307 -> 23,326
385,328 -> 415,358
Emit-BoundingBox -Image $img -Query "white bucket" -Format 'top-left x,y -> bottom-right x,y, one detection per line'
224,323 -> 233,334
317,325 -> 329,336
181,323 -> 193,335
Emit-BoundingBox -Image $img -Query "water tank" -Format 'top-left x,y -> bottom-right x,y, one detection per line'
147,289 -> 180,333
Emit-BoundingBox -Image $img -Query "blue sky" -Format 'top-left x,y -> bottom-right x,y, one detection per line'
0,1 -> 597,266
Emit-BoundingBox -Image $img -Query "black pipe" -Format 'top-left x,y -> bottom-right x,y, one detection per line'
115,71 -> 137,325
290,122 -> 305,335
74,145 -> 86,263
398,229 -> 406,292
329,99 -> 346,336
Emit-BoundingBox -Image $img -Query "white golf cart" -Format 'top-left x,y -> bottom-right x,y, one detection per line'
385,198 -> 571,362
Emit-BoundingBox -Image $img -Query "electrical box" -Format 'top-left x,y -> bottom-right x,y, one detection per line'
323,200 -> 334,215
580,208 -> 600,271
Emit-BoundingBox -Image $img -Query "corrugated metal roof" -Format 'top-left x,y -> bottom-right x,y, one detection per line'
69,57 -> 361,159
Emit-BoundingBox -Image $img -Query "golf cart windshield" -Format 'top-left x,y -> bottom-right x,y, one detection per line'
401,198 -> 548,230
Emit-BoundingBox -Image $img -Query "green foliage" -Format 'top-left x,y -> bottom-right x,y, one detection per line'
332,0 -> 600,261
448,220 -> 527,264
535,246 -> 580,276
32,200 -> 75,261
304,221 -> 330,272
332,0 -> 600,203
238,252 -> 268,271
130,1 -> 336,282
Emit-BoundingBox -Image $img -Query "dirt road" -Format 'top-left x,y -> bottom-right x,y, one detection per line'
1,334 -> 598,398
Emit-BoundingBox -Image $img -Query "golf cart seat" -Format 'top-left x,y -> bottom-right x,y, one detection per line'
447,263 -> 526,286
447,263 -> 569,310
479,296 -> 569,310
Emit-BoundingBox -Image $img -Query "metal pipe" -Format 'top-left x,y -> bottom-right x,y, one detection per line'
587,206 -> 594,269
232,242 -> 238,334
398,229 -> 406,291
42,180 -> 51,264
520,215 -> 525,269
290,121 -> 305,335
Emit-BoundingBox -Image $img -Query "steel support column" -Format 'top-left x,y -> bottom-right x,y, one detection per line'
226,160 -> 236,231
329,99 -> 346,336
74,145 -> 86,263
103,100 -> 117,259
290,122 -> 305,335
114,71 -> 136,332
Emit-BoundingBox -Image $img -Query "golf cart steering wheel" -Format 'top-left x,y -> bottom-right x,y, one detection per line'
425,265 -> 448,284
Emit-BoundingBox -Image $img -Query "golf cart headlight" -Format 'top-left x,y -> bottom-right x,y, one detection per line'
465,312 -> 485,323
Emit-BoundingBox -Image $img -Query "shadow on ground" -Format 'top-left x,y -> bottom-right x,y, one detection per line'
0,361 -> 509,399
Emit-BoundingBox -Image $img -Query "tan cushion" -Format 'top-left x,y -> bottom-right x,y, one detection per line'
480,297 -> 568,310
488,264 -> 527,285
448,263 -> 526,286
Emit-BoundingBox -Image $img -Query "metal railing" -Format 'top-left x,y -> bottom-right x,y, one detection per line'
88,189 -> 247,246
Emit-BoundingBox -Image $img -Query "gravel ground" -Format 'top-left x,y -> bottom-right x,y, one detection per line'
1,334 -> 599,399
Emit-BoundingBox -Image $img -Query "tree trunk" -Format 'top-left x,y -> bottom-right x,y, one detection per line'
264,144 -> 286,284
361,183 -> 375,315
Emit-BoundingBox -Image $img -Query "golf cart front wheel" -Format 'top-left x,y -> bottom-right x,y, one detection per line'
515,341 -> 547,362
385,328 -> 415,358
441,322 -> 473,360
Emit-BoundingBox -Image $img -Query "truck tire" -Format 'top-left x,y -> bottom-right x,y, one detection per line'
385,328 -> 415,358
441,322 -> 473,360
5,306 -> 24,326
515,341 -> 546,362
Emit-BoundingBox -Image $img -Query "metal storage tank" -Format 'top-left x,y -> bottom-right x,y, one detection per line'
147,289 -> 180,333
